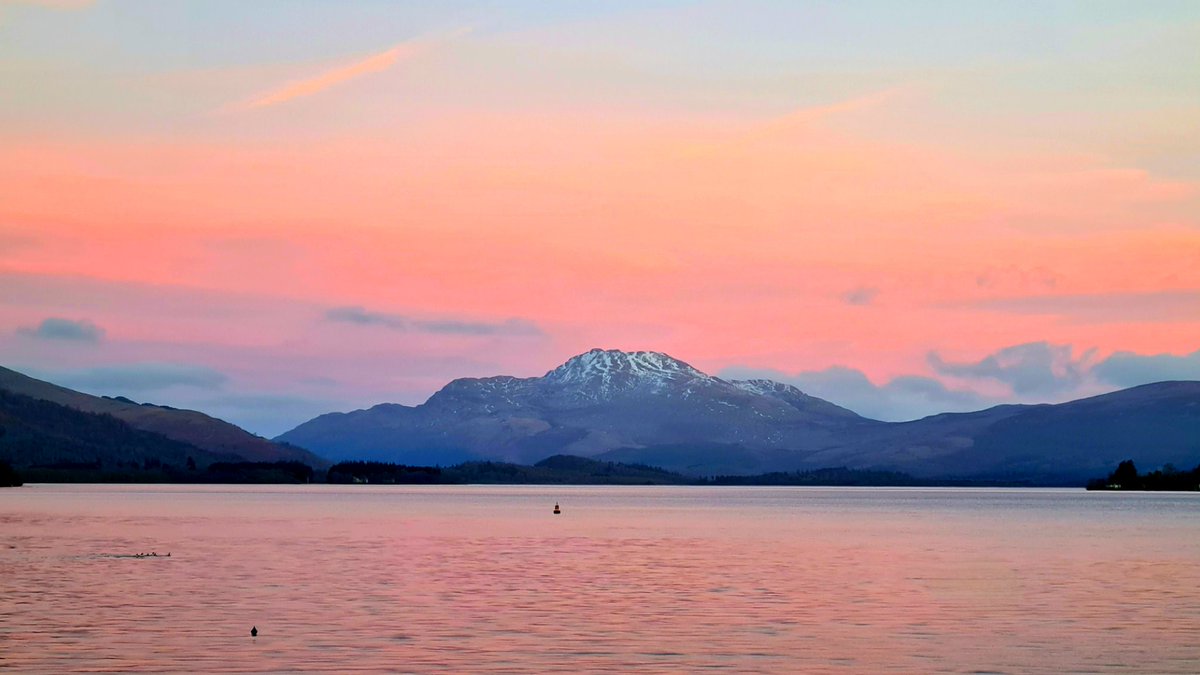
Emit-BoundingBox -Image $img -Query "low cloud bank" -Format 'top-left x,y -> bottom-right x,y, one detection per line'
17,317 -> 105,343
723,342 -> 1200,421
928,342 -> 1095,397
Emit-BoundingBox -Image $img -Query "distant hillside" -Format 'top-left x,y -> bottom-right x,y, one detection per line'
0,389 -> 237,471
788,381 -> 1200,483
0,365 -> 326,467
278,349 -> 1200,484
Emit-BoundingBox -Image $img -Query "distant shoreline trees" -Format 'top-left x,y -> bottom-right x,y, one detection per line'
14,450 -> 1199,489
1086,459 -> 1200,491
10,459 -> 314,484
0,459 -> 22,487
203,461 -> 314,484
327,461 -> 442,484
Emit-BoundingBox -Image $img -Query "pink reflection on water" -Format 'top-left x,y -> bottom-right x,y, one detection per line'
1,485 -> 1198,672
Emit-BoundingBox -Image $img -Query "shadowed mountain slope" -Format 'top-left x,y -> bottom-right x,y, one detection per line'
0,388 -> 238,469
0,365 -> 326,467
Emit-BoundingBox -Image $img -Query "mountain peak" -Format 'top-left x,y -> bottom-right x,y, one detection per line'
543,349 -> 708,395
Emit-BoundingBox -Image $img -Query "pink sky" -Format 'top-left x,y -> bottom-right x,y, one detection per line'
2,2 -> 1198,434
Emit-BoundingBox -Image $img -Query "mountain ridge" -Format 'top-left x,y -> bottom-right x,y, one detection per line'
6,351 -> 1192,485
278,348 -> 879,467
278,348 -> 1200,482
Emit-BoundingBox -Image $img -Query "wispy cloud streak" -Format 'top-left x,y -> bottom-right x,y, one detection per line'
326,306 -> 543,337
753,85 -> 917,135
225,28 -> 470,112
963,290 -> 1200,323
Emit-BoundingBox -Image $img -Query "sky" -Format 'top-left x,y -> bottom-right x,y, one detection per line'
2,0 -> 1198,436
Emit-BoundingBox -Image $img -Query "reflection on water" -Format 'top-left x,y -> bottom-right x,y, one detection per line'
2,485 -> 1198,673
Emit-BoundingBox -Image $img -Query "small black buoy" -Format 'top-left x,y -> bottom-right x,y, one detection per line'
553,502 -> 561,514
251,626 -> 258,637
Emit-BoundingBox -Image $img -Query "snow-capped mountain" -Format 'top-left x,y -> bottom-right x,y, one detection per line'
276,348 -> 875,469
543,349 -> 709,397
275,349 -> 1200,482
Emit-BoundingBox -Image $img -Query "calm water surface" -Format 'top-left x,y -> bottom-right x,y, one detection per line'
1,484 -> 1198,673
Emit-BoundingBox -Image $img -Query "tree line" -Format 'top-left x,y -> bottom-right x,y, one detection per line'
0,459 -> 21,487
1086,459 -> 1200,491
17,450 -> 1197,489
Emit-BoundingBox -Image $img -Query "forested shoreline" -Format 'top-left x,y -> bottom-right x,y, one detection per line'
1086,460 -> 1200,491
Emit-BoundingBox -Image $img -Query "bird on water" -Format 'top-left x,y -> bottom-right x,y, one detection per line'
251,626 -> 258,637
553,502 -> 561,514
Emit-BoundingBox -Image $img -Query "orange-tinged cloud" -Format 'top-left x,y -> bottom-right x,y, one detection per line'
223,29 -> 469,112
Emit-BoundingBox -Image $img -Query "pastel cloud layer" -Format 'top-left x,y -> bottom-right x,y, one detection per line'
1,2 -> 1197,434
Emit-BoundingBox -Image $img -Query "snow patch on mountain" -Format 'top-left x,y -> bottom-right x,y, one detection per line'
543,348 -> 710,399
729,378 -> 806,398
